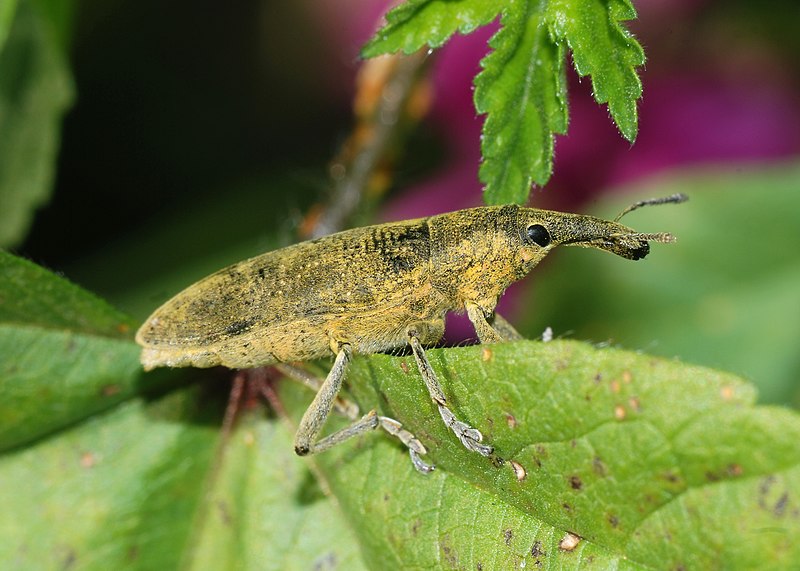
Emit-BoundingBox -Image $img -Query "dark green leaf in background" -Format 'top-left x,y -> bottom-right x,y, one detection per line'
0,251 -> 183,451
0,0 -> 19,54
0,0 -> 74,248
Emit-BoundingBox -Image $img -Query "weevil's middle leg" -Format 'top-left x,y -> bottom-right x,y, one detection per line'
287,347 -> 433,473
407,326 -> 494,457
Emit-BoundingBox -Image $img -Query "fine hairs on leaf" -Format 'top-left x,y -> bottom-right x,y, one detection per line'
362,0 -> 645,204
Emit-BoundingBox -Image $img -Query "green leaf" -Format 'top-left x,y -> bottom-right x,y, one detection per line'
519,163 -> 800,406
186,406 -> 367,571
308,342 -> 799,569
0,385 -> 368,570
2,335 -> 798,568
0,251 -> 177,450
475,3 -> 568,204
363,0 -> 645,204
0,0 -> 74,248
546,0 -> 644,141
361,0 -> 503,56
0,0 -> 19,54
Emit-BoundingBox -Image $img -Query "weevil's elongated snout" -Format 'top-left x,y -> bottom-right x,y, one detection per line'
559,214 -> 676,260
521,209 -> 677,261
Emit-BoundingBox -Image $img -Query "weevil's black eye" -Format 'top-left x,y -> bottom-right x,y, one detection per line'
526,224 -> 551,247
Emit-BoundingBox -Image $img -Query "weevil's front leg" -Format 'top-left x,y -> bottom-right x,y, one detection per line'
289,346 -> 433,473
465,301 -> 503,344
465,301 -> 522,343
407,325 -> 493,457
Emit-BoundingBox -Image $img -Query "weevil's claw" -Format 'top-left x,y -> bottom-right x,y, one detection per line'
438,405 -> 494,457
410,449 -> 435,474
459,431 -> 494,457
379,416 -> 435,474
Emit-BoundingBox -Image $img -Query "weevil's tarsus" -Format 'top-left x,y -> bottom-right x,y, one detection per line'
408,328 -> 494,457
614,193 -> 689,222
379,416 -> 434,473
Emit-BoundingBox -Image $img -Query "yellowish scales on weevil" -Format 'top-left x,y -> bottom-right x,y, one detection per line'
137,196 -> 686,473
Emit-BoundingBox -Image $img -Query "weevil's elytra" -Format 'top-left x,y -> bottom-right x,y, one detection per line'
136,195 -> 686,472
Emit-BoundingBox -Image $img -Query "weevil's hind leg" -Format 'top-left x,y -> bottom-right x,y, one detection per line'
276,363 -> 359,419
407,324 -> 494,457
465,301 -> 522,343
287,347 -> 434,473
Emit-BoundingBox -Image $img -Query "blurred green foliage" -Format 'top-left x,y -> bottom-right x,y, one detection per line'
519,164 -> 800,407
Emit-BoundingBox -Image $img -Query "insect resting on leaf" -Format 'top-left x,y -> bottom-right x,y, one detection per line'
136,194 -> 687,473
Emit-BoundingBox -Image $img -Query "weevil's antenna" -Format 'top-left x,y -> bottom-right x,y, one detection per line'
614,193 -> 688,222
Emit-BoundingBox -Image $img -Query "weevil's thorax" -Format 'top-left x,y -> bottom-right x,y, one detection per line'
428,205 -> 534,307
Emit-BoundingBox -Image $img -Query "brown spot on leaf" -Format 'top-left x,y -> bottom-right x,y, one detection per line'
569,475 -> 583,490
440,535 -> 458,567
510,460 -> 527,481
614,405 -> 626,420
720,385 -> 734,401
628,396 -> 641,412
503,528 -> 513,545
594,372 -> 602,383
775,492 -> 790,517
608,513 -> 620,528
562,502 -> 573,514
728,463 -> 743,477
559,532 -> 581,551
622,370 -> 632,383
592,456 -> 608,477
80,452 -> 96,468
217,500 -> 233,526
482,347 -> 493,362
101,384 -> 121,397
662,470 -> 680,483
505,413 -> 517,429
411,519 -> 422,536
610,380 -> 621,393
126,545 -> 139,562
399,361 -> 410,374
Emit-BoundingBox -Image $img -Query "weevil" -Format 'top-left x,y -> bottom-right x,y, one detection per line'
136,194 -> 686,473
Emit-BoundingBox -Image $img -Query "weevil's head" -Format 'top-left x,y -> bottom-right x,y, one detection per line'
513,194 -> 686,274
